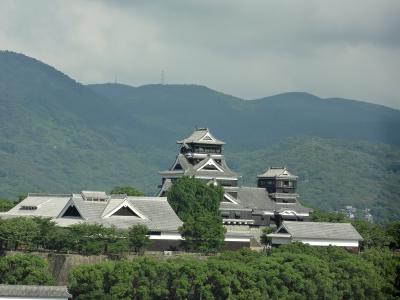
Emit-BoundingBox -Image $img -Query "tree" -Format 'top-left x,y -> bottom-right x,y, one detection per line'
0,199 -> 15,212
0,254 -> 55,285
352,220 -> 393,249
110,186 -> 144,196
260,226 -> 275,246
167,177 -> 224,221
31,217 -> 56,249
69,223 -> 108,255
0,217 -> 40,250
311,209 -> 348,222
386,221 -> 400,249
179,214 -> 226,253
69,262 -> 112,299
103,226 -> 129,255
127,224 -> 150,253
46,227 -> 74,252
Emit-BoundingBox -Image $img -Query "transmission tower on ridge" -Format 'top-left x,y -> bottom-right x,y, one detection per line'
161,70 -> 165,85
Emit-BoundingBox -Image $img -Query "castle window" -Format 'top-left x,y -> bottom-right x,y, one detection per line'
203,164 -> 219,171
174,163 -> 182,170
112,206 -> 139,217
62,205 -> 81,218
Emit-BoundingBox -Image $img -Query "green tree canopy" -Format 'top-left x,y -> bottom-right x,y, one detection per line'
386,221 -> 400,249
110,186 -> 144,196
311,209 -> 348,222
68,245 -> 398,299
0,217 -> 40,250
179,214 -> 226,253
352,220 -> 393,249
127,224 -> 150,253
0,254 -> 55,285
167,177 -> 224,221
0,199 -> 15,212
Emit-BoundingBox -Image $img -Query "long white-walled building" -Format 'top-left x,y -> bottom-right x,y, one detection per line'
267,221 -> 363,250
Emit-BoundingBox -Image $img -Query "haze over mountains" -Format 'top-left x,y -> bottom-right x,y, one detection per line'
1,51 -> 399,221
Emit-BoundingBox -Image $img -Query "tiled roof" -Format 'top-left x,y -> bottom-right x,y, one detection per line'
282,221 -> 363,240
0,285 -> 71,298
160,154 -> 239,179
219,187 -> 312,215
177,128 -> 225,145
257,167 -> 298,179
104,197 -> 183,231
81,190 -> 109,200
6,195 -> 71,218
1,193 -> 182,232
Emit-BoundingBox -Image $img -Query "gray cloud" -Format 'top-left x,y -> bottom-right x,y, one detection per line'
0,0 -> 399,108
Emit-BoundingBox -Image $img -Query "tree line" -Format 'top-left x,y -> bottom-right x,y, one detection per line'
67,244 -> 399,299
0,217 -> 150,255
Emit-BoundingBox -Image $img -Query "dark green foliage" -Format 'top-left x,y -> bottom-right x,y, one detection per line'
260,226 -> 275,245
179,214 -> 226,253
167,177 -> 225,253
45,226 -> 74,252
0,254 -> 55,285
0,218 -> 131,255
127,224 -> 150,253
231,137 -> 400,222
386,221 -> 400,249
311,209 -> 348,222
0,199 -> 15,212
110,186 -> 144,196
69,223 -> 127,255
0,217 -> 40,250
352,220 -> 393,249
167,177 -> 224,220
361,248 -> 400,297
68,245 -> 399,299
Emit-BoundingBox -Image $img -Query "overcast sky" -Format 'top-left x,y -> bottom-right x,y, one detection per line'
1,0 -> 399,108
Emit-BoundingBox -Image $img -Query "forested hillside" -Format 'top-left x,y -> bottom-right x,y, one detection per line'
1,51 -> 399,222
229,138 -> 400,222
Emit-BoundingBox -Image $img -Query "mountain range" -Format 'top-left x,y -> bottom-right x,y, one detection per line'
0,50 -> 399,222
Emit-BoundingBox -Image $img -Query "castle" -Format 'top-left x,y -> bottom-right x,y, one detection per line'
158,128 -> 311,228
0,127 -> 363,250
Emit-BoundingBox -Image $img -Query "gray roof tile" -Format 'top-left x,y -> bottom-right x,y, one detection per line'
219,187 -> 311,215
0,285 -> 71,298
177,128 -> 225,145
1,193 -> 183,232
282,221 -> 363,240
257,167 -> 298,179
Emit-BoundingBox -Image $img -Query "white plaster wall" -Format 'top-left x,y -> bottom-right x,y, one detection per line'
293,238 -> 359,247
271,237 -> 292,244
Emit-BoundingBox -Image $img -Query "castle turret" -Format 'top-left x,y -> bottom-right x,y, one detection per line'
257,167 -> 299,203
158,128 -> 240,200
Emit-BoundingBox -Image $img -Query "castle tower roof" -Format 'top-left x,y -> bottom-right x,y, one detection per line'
257,167 -> 298,180
177,128 -> 225,145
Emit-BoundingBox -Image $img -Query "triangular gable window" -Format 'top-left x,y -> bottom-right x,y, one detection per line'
104,202 -> 148,219
200,133 -> 215,142
173,163 -> 182,170
112,206 -> 139,217
62,205 -> 82,218
222,193 -> 238,204
198,159 -> 224,172
203,164 -> 219,171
